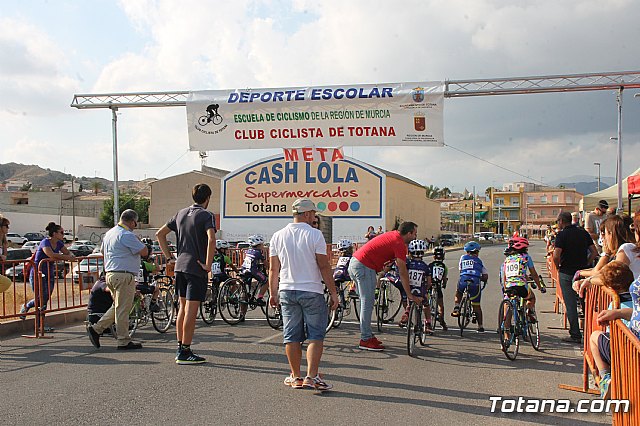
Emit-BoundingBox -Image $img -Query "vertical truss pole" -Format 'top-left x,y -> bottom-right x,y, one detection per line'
617,87 -> 623,213
111,106 -> 120,225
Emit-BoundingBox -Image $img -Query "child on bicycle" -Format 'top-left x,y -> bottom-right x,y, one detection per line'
452,241 -> 488,333
381,260 -> 409,327
333,239 -> 353,283
400,239 -> 433,333
427,246 -> 449,331
135,243 -> 160,312
241,235 -> 269,306
212,239 -> 239,285
499,237 -> 546,322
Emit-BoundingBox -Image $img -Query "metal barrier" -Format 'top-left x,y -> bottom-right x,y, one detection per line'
559,284 -> 619,394
0,258 -> 37,322
610,319 -> 640,425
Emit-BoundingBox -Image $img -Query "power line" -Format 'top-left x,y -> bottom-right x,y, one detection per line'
443,143 -> 548,186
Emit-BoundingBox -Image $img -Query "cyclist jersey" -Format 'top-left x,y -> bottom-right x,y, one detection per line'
333,254 -> 352,282
383,261 -> 400,284
241,247 -> 265,274
406,258 -> 429,295
135,259 -> 156,284
428,260 -> 448,286
501,253 -> 534,289
212,253 -> 231,277
458,254 -> 487,286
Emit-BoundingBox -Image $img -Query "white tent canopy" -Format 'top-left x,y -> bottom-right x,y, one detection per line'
582,167 -> 640,212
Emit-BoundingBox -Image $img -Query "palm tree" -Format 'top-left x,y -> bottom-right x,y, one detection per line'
439,187 -> 451,198
91,181 -> 102,195
425,185 -> 441,199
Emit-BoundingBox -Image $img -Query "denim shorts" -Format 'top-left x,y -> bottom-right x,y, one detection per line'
280,290 -> 328,343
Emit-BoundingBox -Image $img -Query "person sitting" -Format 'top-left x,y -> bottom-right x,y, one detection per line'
87,272 -> 113,331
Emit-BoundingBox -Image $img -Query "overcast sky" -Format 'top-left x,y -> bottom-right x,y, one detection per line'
2,0 -> 640,195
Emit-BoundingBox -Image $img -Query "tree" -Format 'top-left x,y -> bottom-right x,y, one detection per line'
100,191 -> 150,227
439,187 -> 451,198
91,181 -> 102,195
19,183 -> 32,191
425,185 -> 441,199
485,187 -> 494,198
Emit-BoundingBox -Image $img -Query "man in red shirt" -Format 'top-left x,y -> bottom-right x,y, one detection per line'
348,222 -> 419,350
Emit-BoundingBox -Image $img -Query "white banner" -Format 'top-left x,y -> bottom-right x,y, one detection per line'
186,82 -> 444,151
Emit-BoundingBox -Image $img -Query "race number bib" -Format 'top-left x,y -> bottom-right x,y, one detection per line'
136,267 -> 144,283
337,256 -> 350,267
504,258 -> 522,278
212,262 -> 222,275
460,260 -> 475,271
409,270 -> 424,289
432,266 -> 444,281
242,257 -> 252,270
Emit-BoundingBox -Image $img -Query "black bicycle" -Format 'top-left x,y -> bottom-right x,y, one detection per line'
198,111 -> 223,126
199,276 -> 221,325
328,280 -> 359,328
458,279 -> 485,336
498,287 -> 541,360
376,277 -> 403,332
407,301 -> 428,356
218,271 -> 269,325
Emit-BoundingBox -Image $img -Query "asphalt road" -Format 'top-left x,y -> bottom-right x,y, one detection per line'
0,241 -> 611,425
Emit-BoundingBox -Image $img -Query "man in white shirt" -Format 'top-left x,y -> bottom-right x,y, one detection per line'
269,198 -> 338,391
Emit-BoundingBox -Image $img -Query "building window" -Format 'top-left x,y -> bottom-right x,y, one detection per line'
567,196 -> 572,203
552,195 -> 559,203
511,197 -> 519,206
527,196 -> 534,203
495,197 -> 504,206
553,209 -> 558,216
540,196 -> 547,203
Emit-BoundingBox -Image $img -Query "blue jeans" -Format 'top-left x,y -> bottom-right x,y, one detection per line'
348,257 -> 377,340
280,290 -> 328,343
26,270 -> 55,310
559,271 -> 581,338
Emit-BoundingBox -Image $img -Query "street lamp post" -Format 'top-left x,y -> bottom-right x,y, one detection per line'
594,162 -> 601,192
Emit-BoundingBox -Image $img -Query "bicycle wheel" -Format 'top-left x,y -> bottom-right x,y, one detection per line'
212,114 -> 223,125
200,285 -> 217,325
376,285 -> 386,333
407,303 -> 422,357
323,289 -> 336,333
499,300 -> 519,360
218,278 -> 244,325
458,293 -> 471,336
265,301 -> 283,330
385,283 -> 403,322
419,306 -> 428,346
128,301 -> 142,338
428,289 -> 438,331
151,287 -> 173,333
198,115 -> 209,126
526,309 -> 541,351
352,293 -> 360,321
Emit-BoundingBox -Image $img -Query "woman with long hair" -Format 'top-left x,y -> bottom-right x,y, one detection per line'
578,215 -> 635,278
0,216 -> 9,262
20,222 -> 75,327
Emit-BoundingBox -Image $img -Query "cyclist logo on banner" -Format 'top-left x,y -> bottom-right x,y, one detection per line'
198,103 -> 224,126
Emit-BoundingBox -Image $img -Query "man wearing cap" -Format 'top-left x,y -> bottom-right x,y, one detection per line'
348,222 -> 420,351
585,200 -> 609,250
268,198 -> 338,390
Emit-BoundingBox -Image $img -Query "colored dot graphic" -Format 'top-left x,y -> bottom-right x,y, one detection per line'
314,201 -> 360,212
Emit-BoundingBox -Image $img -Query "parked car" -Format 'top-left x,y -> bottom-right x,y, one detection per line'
68,244 -> 94,257
3,260 -> 69,280
5,248 -> 32,261
74,240 -> 97,247
440,238 -> 454,247
6,233 -> 27,245
23,232 -> 45,242
22,241 -> 39,254
63,231 -> 73,244
72,255 -> 104,285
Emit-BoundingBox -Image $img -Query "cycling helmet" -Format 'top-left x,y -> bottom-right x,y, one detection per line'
408,239 -> 427,254
433,246 -> 445,260
336,239 -> 353,250
509,237 -> 529,251
247,235 -> 264,247
144,243 -> 153,259
464,241 -> 481,253
216,239 -> 230,250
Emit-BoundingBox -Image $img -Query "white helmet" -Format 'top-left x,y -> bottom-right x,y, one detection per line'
408,239 -> 427,254
247,235 -> 264,247
216,240 -> 230,250
336,239 -> 353,250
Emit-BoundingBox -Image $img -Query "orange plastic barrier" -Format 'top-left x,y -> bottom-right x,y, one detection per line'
559,284 -> 619,394
610,319 -> 640,425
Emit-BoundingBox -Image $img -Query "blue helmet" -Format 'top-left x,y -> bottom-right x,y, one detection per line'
464,241 -> 481,253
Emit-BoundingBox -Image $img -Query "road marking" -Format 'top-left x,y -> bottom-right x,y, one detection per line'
254,332 -> 282,344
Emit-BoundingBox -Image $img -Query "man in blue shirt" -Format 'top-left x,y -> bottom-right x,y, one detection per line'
87,209 -> 147,350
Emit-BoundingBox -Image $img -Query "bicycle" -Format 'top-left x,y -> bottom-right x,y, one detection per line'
199,276 -> 222,325
498,287 -> 541,360
427,283 -> 441,332
127,274 -> 175,336
327,280 -> 359,329
217,271 -> 269,325
458,278 -> 485,336
407,301 -> 428,356
375,277 -> 403,333
197,111 -> 223,126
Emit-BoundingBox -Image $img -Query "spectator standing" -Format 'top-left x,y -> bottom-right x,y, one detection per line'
156,183 -> 216,364
571,212 -> 581,226
312,214 -> 320,230
348,222 -> 419,350
364,226 -> 377,241
0,216 -> 9,261
377,226 -> 384,235
268,198 -> 338,390
553,212 -> 598,343
21,222 -> 76,330
87,210 -> 147,350
585,200 -> 609,249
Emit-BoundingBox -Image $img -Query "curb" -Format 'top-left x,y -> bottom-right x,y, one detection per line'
0,307 -> 87,338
